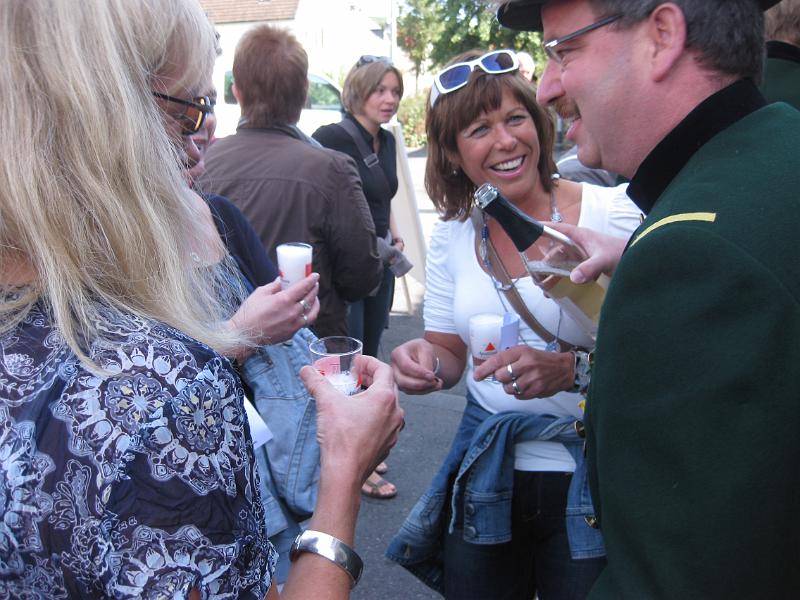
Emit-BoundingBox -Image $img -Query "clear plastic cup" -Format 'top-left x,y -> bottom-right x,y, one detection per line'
309,336 -> 363,395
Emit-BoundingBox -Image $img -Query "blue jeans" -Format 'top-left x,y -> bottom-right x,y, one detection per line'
443,471 -> 606,600
347,265 -> 394,357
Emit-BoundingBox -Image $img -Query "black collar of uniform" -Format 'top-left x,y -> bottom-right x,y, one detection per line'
345,112 -> 386,145
767,40 -> 800,64
627,79 -> 766,214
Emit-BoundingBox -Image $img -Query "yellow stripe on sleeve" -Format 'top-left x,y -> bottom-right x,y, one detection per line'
630,212 -> 717,247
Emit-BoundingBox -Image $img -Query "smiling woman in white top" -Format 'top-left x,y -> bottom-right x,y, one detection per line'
389,49 -> 641,600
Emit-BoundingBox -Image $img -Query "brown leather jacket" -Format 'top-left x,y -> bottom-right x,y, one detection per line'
199,125 -> 382,337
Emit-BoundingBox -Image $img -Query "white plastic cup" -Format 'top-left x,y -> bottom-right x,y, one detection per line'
276,242 -> 313,290
469,313 -> 504,372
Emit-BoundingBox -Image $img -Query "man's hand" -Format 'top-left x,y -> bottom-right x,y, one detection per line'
548,222 -> 628,283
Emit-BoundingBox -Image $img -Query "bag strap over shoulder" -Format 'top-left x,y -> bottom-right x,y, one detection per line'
471,210 -> 580,352
336,118 -> 392,201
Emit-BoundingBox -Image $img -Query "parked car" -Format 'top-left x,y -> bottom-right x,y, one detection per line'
214,71 -> 345,138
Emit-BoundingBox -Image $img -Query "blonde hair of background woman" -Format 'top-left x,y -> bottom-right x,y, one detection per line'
0,0 -> 241,364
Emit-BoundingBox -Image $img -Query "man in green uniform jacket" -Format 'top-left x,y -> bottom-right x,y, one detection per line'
497,0 -> 799,597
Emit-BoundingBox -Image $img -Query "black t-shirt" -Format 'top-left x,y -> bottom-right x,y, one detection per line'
312,114 -> 398,238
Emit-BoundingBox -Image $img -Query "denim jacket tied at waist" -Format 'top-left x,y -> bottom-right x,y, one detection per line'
385,394 -> 604,592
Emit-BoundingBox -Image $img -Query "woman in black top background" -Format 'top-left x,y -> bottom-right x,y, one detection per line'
313,56 -> 405,499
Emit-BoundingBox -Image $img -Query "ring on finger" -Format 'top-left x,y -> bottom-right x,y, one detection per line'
511,380 -> 522,397
301,313 -> 308,325
506,363 -> 517,381
299,299 -> 310,313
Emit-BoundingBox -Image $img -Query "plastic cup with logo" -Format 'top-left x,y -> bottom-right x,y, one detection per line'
309,336 -> 363,395
469,313 -> 505,380
276,242 -> 313,290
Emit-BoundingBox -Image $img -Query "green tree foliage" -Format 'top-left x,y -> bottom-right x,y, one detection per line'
396,1 -> 548,148
397,90 -> 428,148
397,0 -> 443,87
398,0 -> 545,74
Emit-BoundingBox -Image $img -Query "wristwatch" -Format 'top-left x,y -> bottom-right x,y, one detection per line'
571,350 -> 593,396
289,529 -> 363,589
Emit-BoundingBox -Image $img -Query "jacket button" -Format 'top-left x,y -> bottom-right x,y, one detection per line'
464,525 -> 477,539
464,503 -> 475,516
584,515 -> 599,529
574,420 -> 585,438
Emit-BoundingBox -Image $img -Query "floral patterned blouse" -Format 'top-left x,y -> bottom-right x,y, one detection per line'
0,302 -> 276,599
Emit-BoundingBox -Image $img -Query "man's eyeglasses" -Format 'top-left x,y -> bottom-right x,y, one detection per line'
356,55 -> 393,68
543,14 -> 622,64
152,92 -> 212,135
430,49 -> 519,107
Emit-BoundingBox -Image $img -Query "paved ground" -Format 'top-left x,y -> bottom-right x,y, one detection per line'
350,148 -> 466,599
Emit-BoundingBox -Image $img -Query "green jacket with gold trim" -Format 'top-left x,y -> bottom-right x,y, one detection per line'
586,100 -> 800,598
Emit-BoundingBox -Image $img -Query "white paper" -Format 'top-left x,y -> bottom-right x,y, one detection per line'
244,396 -> 273,449
500,313 -> 520,350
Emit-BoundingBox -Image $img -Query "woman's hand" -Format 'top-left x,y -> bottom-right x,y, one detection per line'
473,345 -> 574,399
277,359 -> 404,600
228,273 -> 319,358
300,356 -> 404,483
390,338 -> 443,394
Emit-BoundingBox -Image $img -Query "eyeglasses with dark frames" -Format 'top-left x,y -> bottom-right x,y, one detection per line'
543,14 -> 622,64
356,55 -> 393,68
152,92 -> 212,135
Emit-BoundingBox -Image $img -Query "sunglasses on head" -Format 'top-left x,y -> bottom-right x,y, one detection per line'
356,55 -> 393,68
152,92 -> 212,135
430,49 -> 520,107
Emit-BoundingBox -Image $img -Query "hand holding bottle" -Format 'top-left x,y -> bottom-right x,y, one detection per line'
546,222 -> 628,284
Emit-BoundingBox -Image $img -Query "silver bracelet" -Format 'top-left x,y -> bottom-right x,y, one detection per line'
289,529 -> 363,589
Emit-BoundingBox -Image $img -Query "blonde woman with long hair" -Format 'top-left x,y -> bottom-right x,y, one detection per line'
0,1 -> 402,598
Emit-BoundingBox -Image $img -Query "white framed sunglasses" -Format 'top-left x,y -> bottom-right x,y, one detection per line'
430,49 -> 520,107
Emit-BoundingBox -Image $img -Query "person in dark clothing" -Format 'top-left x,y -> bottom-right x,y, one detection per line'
313,56 -> 406,500
200,26 -> 382,339
497,0 -> 800,597
313,56 -> 407,360
206,194 -> 278,285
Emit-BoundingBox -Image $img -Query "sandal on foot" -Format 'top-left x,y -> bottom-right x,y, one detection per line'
361,473 -> 397,499
375,462 -> 388,475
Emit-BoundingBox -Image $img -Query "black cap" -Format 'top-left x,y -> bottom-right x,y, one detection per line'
497,0 -> 782,32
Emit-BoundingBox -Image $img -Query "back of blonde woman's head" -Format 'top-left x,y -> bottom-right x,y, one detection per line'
0,0 -> 234,361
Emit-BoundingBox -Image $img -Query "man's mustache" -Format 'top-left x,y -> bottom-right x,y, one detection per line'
551,97 -> 580,120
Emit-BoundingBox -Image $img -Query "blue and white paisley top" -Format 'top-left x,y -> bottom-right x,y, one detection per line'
0,302 -> 276,599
